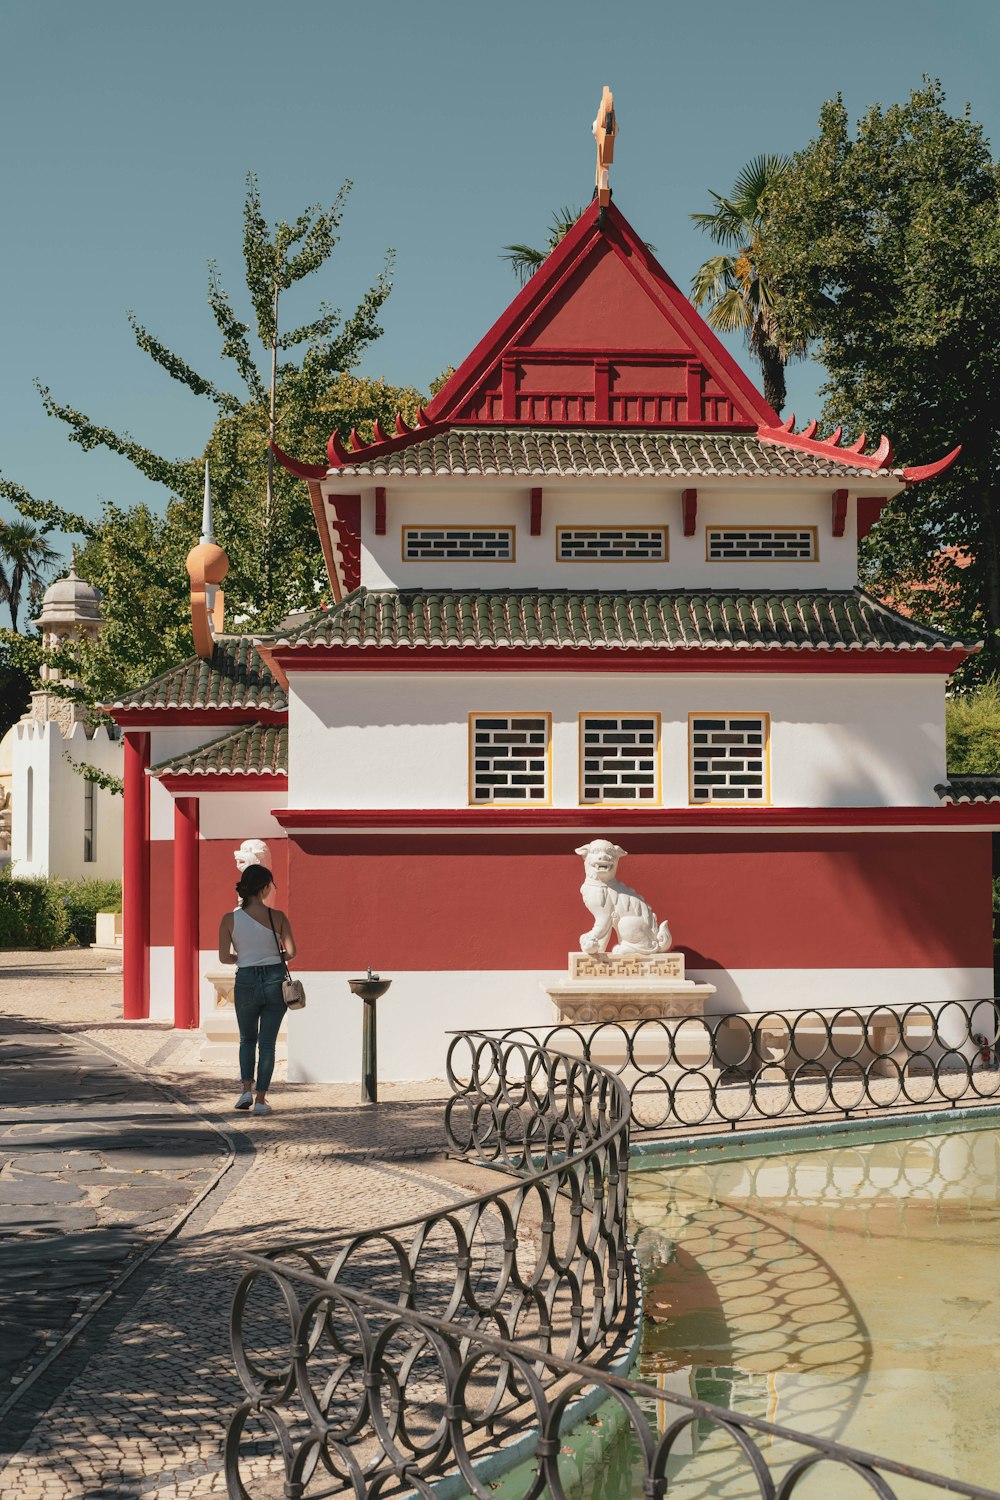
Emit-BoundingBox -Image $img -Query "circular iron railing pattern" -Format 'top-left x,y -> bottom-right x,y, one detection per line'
225,1024 -> 1000,1500
469,999 -> 1000,1134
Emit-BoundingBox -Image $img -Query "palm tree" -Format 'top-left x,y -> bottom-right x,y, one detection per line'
0,519 -> 60,630
501,205 -> 586,287
690,154 -> 806,414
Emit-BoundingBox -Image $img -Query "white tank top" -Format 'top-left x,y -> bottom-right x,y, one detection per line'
232,906 -> 284,968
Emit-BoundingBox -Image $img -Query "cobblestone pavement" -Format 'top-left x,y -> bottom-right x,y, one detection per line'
0,953 -> 497,1498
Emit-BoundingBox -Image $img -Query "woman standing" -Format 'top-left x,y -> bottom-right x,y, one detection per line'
218,865 -> 297,1115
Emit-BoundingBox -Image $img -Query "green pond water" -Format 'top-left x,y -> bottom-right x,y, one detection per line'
563,1124 -> 1000,1500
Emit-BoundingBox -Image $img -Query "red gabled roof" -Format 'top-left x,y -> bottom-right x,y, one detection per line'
425,198 -> 779,431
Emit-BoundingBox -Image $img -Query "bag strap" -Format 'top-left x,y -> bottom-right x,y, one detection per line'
266,909 -> 291,982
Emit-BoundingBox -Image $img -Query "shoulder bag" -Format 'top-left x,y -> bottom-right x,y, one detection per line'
267,910 -> 306,1010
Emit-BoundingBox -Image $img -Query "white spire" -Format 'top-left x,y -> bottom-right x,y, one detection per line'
201,460 -> 215,544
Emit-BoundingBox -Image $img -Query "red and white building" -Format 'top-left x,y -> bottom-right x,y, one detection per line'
108,197 -> 997,1081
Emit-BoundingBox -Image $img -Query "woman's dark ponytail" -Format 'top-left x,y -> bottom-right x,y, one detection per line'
236,865 -> 273,903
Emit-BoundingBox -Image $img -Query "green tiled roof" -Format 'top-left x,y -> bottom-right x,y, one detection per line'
152,723 -> 288,778
107,636 -> 287,712
935,777 -> 1000,804
275,588 -> 976,655
328,427 -> 898,481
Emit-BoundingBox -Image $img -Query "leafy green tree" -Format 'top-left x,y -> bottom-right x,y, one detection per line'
502,206 -> 586,286
690,155 -> 807,414
0,175 -> 429,701
946,679 -> 1000,773
0,639 -> 32,737
760,82 -> 1000,674
0,371 -> 426,706
0,519 -> 60,631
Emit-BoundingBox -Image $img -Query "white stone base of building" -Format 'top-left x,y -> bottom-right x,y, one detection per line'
278,967 -> 996,1085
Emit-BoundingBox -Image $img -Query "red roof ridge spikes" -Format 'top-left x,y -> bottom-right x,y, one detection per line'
757,414 -> 962,486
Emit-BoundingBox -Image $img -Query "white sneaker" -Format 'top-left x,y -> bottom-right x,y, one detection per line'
234,1091 -> 253,1111
252,1101 -> 272,1116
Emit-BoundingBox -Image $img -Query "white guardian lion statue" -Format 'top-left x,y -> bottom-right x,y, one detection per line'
234,838 -> 272,873
575,839 -> 672,957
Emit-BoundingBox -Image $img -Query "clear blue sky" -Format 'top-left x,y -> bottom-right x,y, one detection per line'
1,0 -> 997,558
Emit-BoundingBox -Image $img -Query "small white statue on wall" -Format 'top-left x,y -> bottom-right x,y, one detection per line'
234,838 -> 272,873
576,840 -> 672,957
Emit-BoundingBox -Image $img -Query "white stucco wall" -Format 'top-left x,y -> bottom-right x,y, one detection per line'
11,720 -> 123,879
149,777 -> 286,843
349,478 -> 863,592
196,790 -> 287,842
284,966 -> 993,1083
287,671 -> 947,811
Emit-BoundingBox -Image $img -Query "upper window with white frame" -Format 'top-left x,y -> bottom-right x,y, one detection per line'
404,527 -> 514,562
689,714 -> 769,804
557,527 -> 668,563
470,713 -> 550,804
580,714 -> 660,803
706,527 -> 817,562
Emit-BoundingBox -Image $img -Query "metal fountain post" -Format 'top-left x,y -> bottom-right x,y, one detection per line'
347,967 -> 392,1104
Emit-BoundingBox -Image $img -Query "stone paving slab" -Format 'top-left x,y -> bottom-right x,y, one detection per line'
0,1013 -> 229,1408
0,952 -> 491,1497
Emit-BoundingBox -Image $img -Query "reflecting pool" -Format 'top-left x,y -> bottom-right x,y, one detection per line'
619,1124 -> 1000,1498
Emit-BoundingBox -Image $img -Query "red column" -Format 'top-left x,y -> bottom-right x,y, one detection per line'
173,796 -> 200,1030
122,731 -> 150,1020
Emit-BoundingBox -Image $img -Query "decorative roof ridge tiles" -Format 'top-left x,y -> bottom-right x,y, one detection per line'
935,776 -> 1000,805
267,586 -> 979,655
150,722 -> 288,778
322,426 -> 905,481
106,629 -> 302,713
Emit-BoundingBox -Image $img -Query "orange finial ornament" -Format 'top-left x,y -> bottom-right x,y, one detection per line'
592,86 -> 616,209
186,461 -> 229,659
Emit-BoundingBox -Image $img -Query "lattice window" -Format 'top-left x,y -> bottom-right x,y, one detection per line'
580,715 -> 660,803
470,714 -> 550,803
690,714 -> 769,803
403,527 -> 514,562
557,528 -> 668,562
707,527 -> 817,562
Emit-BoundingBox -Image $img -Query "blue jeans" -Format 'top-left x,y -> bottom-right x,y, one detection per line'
234,965 -> 286,1092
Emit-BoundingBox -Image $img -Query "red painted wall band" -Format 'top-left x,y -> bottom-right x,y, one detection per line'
285,831 -> 994,973
157,774 -> 288,793
272,805 -> 1000,831
271,646 -> 970,676
111,708 -> 287,727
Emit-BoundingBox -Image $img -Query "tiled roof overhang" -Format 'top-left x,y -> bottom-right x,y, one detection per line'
259,588 -> 978,682
104,635 -> 290,724
151,724 -> 288,791
320,427 -> 904,482
935,777 -> 1000,805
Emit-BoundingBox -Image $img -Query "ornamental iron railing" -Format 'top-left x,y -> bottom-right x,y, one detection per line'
462,998 -> 1000,1134
226,1037 -> 634,1498
225,1027 -> 1000,1500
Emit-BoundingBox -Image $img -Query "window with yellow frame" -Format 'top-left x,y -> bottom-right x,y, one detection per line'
469,713 -> 551,804
579,713 -> 661,803
689,713 -> 770,804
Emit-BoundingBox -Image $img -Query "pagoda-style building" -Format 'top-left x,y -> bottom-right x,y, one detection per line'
107,112 -> 995,1078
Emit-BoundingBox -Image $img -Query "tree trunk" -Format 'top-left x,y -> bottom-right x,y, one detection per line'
264,283 -> 279,601
760,349 -> 786,415
980,486 -> 1000,672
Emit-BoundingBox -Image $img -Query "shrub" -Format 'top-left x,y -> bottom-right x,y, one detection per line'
946,679 -> 1000,773
0,874 -> 123,949
59,879 -> 123,946
0,875 -> 70,949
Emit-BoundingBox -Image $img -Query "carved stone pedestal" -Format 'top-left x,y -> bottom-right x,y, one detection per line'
545,952 -> 718,1077
200,968 -> 288,1065
547,951 -> 716,1023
